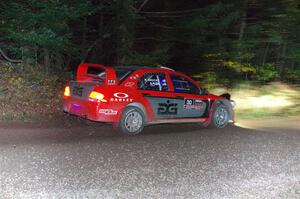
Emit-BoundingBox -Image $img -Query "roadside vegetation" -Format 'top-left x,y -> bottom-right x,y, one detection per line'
0,63 -> 64,121
0,63 -> 299,121
0,0 -> 299,121
211,82 -> 300,119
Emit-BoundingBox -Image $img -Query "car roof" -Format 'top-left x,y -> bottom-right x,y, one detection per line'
114,65 -> 174,72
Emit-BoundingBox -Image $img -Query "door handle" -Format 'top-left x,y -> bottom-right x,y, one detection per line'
142,93 -> 151,96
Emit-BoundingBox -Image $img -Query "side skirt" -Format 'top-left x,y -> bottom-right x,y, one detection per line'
148,118 -> 208,125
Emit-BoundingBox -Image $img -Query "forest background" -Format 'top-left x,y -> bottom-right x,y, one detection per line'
0,0 -> 299,119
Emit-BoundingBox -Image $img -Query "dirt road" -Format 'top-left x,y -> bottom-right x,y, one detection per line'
0,116 -> 299,198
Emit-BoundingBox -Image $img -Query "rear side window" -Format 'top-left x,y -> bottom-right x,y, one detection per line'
138,73 -> 168,92
170,74 -> 200,94
115,68 -> 134,81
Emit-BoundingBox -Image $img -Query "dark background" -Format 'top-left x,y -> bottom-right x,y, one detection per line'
1,0 -> 300,85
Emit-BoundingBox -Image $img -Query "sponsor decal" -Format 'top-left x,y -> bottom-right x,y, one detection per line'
99,109 -> 118,115
143,74 -> 167,88
157,100 -> 178,115
185,99 -> 193,105
124,82 -> 135,87
72,86 -> 83,96
110,92 -> 133,102
110,98 -> 133,102
194,99 -> 204,106
184,99 -> 204,109
130,74 -> 139,80
114,92 -> 128,98
107,80 -> 116,85
149,80 -> 160,87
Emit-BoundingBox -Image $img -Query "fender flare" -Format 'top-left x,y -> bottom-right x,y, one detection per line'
117,102 -> 148,123
204,99 -> 234,126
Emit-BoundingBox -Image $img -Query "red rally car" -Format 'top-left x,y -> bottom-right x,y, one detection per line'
63,63 -> 235,135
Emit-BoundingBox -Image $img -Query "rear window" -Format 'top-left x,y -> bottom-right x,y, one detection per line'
87,67 -> 106,78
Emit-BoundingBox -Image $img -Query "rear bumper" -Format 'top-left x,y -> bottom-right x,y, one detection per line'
63,97 -> 119,122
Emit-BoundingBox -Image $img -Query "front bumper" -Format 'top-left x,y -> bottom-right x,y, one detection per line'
230,100 -> 236,109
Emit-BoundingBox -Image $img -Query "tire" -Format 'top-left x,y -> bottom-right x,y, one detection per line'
209,104 -> 230,128
117,106 -> 145,135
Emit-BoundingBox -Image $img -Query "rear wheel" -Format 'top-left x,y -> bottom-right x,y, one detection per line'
118,106 -> 145,135
209,104 -> 229,128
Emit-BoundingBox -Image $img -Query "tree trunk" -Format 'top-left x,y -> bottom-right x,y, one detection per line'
55,52 -> 63,71
82,17 -> 87,46
97,14 -> 104,63
114,0 -> 135,65
279,42 -> 287,76
239,0 -> 248,43
44,48 -> 50,74
262,43 -> 269,66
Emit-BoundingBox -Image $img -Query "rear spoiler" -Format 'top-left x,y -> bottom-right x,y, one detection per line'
76,63 -> 118,85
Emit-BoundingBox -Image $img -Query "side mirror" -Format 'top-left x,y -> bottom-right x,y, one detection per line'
201,87 -> 209,95
220,93 -> 231,100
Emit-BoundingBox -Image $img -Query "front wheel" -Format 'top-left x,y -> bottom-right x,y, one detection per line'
209,104 -> 230,128
117,106 -> 145,135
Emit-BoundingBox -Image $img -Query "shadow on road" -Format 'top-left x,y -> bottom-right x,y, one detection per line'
0,120 -> 268,145
0,115 -> 299,145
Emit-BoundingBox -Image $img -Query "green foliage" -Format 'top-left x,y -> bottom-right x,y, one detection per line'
284,69 -> 300,82
0,64 -> 63,117
125,47 -> 171,66
223,61 -> 256,73
0,0 -> 299,84
192,72 -> 220,90
0,0 -> 92,66
0,0 -> 300,119
174,0 -> 300,84
256,64 -> 279,81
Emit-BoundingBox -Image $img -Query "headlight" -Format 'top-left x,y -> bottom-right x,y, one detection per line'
230,100 -> 236,108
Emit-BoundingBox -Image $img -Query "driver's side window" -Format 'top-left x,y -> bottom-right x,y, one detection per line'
170,74 -> 200,94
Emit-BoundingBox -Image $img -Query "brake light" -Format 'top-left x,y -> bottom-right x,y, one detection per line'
89,91 -> 107,102
64,86 -> 70,97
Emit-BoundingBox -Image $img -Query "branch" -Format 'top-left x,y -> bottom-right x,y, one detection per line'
137,0 -> 150,12
141,16 -> 177,29
0,48 -> 22,63
136,8 -> 203,14
135,37 -> 169,42
81,38 -> 102,63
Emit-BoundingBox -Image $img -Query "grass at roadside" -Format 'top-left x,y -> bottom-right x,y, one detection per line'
0,64 -> 64,121
235,105 -> 300,119
0,114 -> 51,121
213,82 -> 300,120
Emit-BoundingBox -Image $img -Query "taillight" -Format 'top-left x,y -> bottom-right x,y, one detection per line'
89,91 -> 107,102
64,86 -> 70,97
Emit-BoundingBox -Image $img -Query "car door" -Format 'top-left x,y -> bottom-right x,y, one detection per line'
137,72 -> 176,120
169,73 -> 209,119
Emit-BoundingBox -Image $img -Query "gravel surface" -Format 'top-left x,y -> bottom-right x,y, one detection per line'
0,117 -> 299,198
